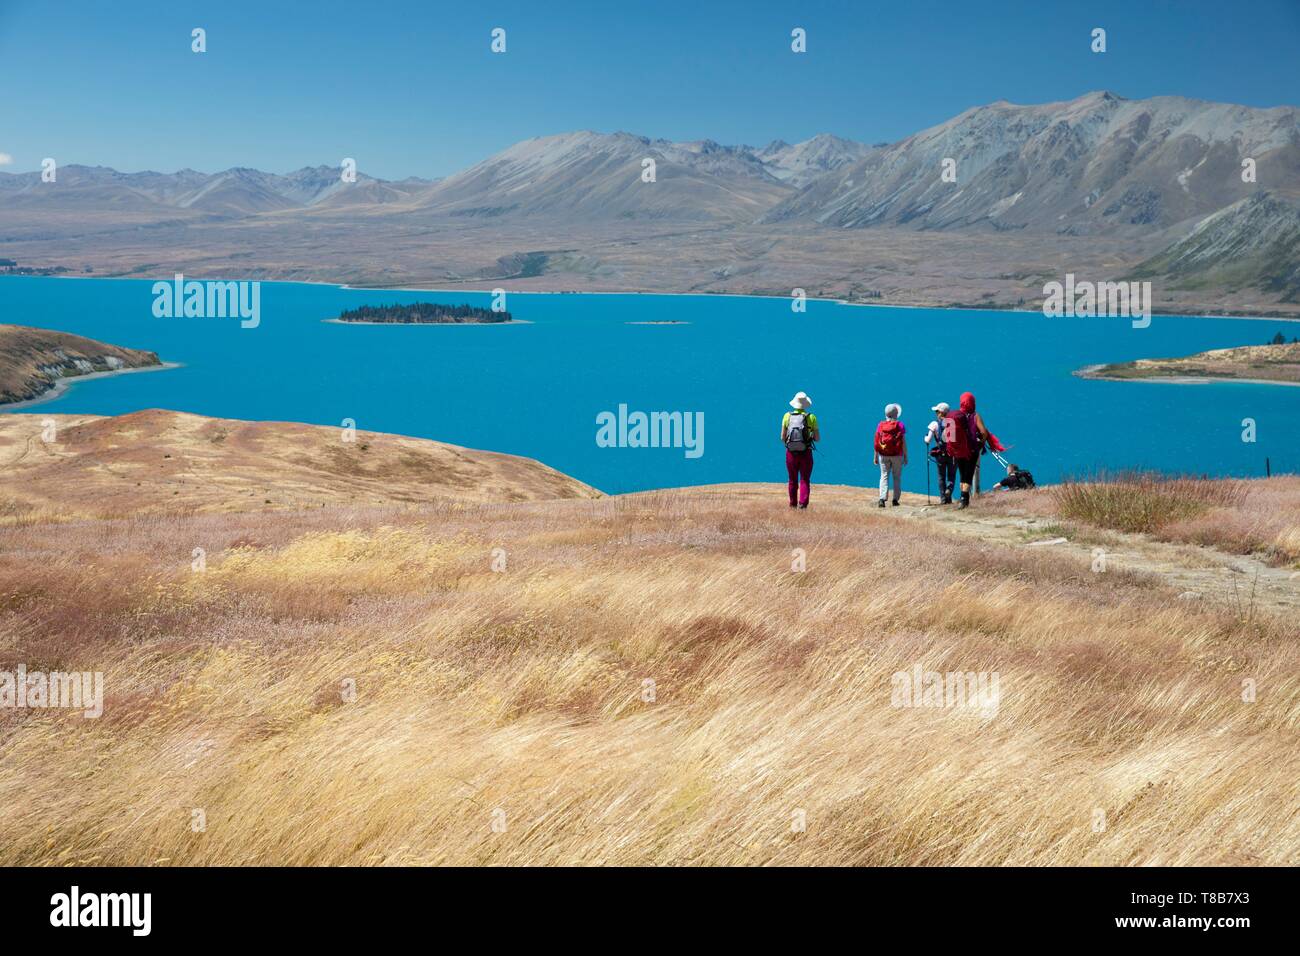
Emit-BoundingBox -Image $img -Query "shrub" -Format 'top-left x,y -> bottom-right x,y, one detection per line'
1053,471 -> 1248,535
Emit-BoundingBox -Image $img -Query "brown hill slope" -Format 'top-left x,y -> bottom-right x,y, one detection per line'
0,324 -> 163,405
0,410 -> 599,517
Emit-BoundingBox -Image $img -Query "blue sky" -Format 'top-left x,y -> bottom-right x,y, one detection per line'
2,0 -> 1298,179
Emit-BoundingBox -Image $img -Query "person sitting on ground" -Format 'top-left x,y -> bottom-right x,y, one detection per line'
781,391 -> 819,509
924,401 -> 956,504
873,403 -> 908,508
992,463 -> 1035,491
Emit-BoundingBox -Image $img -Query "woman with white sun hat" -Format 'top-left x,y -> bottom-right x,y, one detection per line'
780,391 -> 819,509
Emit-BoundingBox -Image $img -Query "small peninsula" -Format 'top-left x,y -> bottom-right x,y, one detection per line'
1078,339 -> 1300,387
332,302 -> 512,324
0,324 -> 166,406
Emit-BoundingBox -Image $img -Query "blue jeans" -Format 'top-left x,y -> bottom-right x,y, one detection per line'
933,454 -> 957,498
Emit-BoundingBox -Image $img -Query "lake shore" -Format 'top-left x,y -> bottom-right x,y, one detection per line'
1074,363 -> 1300,388
0,362 -> 181,410
43,274 -> 1300,323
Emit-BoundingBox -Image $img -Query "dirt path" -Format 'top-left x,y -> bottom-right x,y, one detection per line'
684,483 -> 1300,620
904,497 -> 1300,619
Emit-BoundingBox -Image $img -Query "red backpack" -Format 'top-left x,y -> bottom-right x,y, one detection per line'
944,410 -> 971,458
876,420 -> 904,456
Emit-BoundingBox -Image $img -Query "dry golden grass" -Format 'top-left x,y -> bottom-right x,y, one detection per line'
0,410 -> 598,520
1054,472 -> 1250,534
0,482 -> 1296,866
1010,474 -> 1300,566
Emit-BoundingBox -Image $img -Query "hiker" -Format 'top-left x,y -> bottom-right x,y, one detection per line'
923,401 -> 956,504
992,462 -> 1035,491
873,403 -> 908,508
945,391 -> 1007,509
782,391 -> 819,509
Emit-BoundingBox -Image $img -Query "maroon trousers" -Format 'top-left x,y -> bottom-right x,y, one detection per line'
786,449 -> 814,507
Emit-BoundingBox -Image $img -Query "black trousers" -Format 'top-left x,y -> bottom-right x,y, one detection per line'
956,455 -> 978,487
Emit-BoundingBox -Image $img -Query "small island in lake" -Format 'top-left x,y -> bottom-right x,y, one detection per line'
332,302 -> 512,324
1077,336 -> 1300,386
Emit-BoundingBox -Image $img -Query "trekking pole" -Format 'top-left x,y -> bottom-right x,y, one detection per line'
926,454 -> 932,504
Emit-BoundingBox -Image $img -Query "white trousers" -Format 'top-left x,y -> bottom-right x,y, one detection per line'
878,455 -> 903,501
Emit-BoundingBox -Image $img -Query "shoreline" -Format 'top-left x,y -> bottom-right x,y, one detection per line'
0,362 -> 181,411
33,274 -> 1300,323
1074,363 -> 1300,388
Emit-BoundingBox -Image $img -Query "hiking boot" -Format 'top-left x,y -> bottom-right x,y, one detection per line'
891,499 -> 900,507
959,493 -> 970,509
877,499 -> 886,508
941,495 -> 952,505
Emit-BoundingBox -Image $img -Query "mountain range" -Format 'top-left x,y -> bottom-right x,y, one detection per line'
3,90 -> 1298,311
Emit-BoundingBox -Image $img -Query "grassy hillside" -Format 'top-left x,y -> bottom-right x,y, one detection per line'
0,324 -> 162,405
0,410 -> 598,518
0,415 -> 1295,866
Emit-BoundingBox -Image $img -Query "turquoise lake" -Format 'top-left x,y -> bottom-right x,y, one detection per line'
2,276 -> 1296,495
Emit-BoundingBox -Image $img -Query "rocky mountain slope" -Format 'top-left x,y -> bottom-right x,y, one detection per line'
1129,191 -> 1300,302
3,92 -> 1299,310
762,92 -> 1300,235
5,93 -> 1295,234
408,131 -> 795,222
0,133 -> 868,226
0,324 -> 162,405
753,134 -> 876,187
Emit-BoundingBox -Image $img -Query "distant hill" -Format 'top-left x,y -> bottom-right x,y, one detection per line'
0,163 -> 435,220
408,130 -> 797,223
755,134 -> 876,187
0,409 -> 600,516
0,324 -> 162,405
3,91 -> 1300,312
1129,192 -> 1300,302
5,93 -> 1296,235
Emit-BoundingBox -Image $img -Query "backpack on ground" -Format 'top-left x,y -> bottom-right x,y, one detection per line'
786,411 -> 812,451
876,420 -> 904,457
